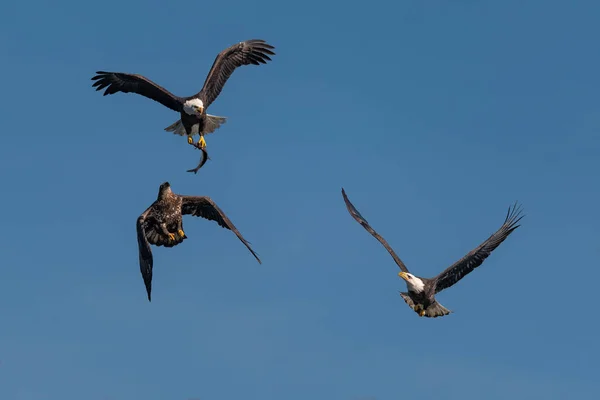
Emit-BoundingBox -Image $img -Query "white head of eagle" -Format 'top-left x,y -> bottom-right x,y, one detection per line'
183,98 -> 204,116
398,271 -> 425,293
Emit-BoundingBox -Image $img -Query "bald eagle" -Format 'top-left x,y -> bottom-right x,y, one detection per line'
92,39 -> 275,149
341,188 -> 524,318
137,182 -> 261,301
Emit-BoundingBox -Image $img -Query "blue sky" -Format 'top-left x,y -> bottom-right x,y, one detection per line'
1,0 -> 599,399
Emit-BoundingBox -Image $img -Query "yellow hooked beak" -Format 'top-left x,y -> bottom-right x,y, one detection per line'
195,106 -> 204,114
398,271 -> 409,281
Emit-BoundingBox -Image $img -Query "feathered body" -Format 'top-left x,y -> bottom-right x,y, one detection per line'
91,39 -> 275,145
163,98 -> 227,139
341,188 -> 524,318
136,182 -> 261,302
141,183 -> 187,248
397,274 -> 453,318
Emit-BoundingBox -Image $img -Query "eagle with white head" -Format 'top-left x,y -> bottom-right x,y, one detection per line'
92,39 -> 275,149
341,188 -> 524,318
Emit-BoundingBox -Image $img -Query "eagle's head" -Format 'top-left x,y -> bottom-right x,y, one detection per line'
158,181 -> 172,198
183,98 -> 204,116
398,271 -> 425,293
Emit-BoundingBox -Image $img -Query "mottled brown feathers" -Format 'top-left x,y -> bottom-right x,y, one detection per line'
136,183 -> 261,302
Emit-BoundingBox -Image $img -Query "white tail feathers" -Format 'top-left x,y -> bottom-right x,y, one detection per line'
164,120 -> 187,136
164,115 -> 227,137
399,292 -> 452,318
204,114 -> 227,134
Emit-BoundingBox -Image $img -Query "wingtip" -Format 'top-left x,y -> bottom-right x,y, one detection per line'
503,201 -> 525,232
509,201 -> 525,219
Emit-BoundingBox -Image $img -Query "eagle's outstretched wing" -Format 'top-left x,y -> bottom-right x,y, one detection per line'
180,196 -> 261,264
433,202 -> 524,294
194,39 -> 275,109
136,205 -> 155,302
341,188 -> 410,273
92,71 -> 183,112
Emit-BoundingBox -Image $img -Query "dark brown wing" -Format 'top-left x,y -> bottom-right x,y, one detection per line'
433,202 -> 524,294
341,188 -> 410,273
91,71 -> 183,112
194,39 -> 275,109
180,196 -> 261,264
136,205 -> 155,302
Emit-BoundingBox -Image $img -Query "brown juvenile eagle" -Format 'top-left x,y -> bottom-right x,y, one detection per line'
341,188 -> 524,318
137,182 -> 261,301
91,39 -> 275,150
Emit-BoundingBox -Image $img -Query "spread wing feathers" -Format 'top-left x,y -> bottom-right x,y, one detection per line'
195,39 -> 275,109
91,71 -> 183,112
180,196 -> 262,264
136,206 -> 155,302
433,202 -> 524,294
341,188 -> 410,273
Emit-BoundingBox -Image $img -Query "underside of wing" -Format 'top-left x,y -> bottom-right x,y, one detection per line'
433,202 -> 525,294
92,71 -> 183,112
341,188 -> 410,273
181,195 -> 261,264
136,207 -> 155,302
194,39 -> 275,109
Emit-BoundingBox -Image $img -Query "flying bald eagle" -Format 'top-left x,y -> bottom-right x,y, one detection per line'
137,182 -> 261,301
92,39 -> 275,149
341,188 -> 524,318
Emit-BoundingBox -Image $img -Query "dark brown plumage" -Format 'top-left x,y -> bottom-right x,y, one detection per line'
342,188 -> 524,318
137,182 -> 261,302
91,39 -> 275,148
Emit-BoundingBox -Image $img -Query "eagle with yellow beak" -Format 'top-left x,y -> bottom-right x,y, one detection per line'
341,188 -> 524,318
92,39 -> 275,150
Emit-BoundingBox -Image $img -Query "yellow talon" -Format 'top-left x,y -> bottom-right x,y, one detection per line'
419,310 -> 426,317
187,136 -> 194,145
168,233 -> 176,241
198,136 -> 206,149
177,229 -> 185,238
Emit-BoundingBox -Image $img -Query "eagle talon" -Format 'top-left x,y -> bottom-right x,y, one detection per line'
197,136 -> 206,149
187,136 -> 194,145
168,233 -> 176,241
419,310 -> 426,317
177,229 -> 185,238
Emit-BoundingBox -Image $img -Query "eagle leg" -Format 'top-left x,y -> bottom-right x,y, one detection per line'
197,135 -> 207,149
187,136 -> 194,145
160,223 -> 176,242
413,302 -> 426,317
176,221 -> 185,238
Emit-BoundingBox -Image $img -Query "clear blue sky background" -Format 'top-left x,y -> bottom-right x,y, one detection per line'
1,0 -> 599,399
